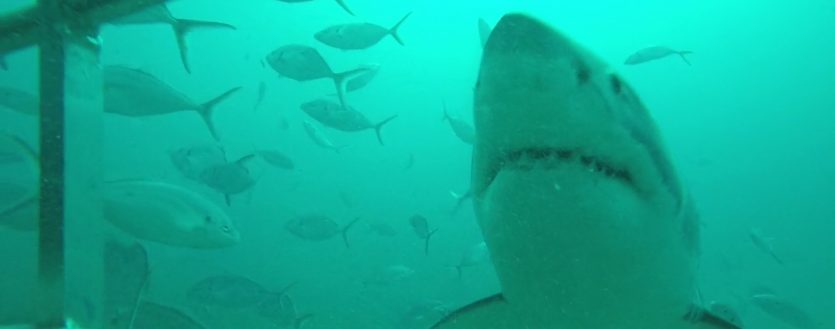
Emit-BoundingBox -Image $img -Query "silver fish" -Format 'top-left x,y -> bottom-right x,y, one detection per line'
104,66 -> 241,141
102,179 -> 240,249
284,215 -> 359,248
257,292 -> 313,329
705,301 -> 745,329
314,12 -> 411,50
199,154 -> 258,205
187,275 -> 272,309
257,149 -> 295,170
751,293 -> 817,329
749,227 -> 783,265
265,44 -> 368,110
276,0 -> 355,16
409,214 -> 438,255
345,63 -> 381,92
442,101 -> 474,144
303,120 -> 346,153
625,46 -> 693,66
452,241 -> 489,278
363,264 -> 414,286
169,143 -> 228,181
300,98 -> 397,145
110,4 -> 236,73
0,87 -> 38,116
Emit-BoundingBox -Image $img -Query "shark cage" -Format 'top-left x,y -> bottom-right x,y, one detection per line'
0,1 -> 168,328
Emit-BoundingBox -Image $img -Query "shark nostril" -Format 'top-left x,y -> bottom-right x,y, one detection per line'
574,60 -> 590,84
576,67 -> 590,84
610,74 -> 623,94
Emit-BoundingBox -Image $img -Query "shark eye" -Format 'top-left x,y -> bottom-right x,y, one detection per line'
610,74 -> 623,94
221,225 -> 231,233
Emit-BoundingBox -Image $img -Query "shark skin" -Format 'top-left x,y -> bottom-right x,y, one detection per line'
432,13 -> 739,329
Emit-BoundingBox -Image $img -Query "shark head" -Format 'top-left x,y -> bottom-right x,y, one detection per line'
459,13 -> 713,329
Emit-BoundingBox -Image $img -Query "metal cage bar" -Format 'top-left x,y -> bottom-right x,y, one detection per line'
0,0 -> 167,327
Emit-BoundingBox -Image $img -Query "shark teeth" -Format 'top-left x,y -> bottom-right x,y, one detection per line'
498,147 -> 633,184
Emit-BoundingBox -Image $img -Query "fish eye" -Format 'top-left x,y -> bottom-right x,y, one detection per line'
610,74 -> 623,94
221,225 -> 230,233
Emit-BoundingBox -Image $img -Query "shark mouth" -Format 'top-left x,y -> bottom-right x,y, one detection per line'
483,147 -> 634,193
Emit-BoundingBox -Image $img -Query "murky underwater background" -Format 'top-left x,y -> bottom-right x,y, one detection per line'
1,0 -> 834,328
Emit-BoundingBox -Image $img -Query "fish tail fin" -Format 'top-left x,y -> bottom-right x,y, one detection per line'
373,115 -> 398,145
678,50 -> 693,65
171,19 -> 236,73
442,263 -> 464,279
197,86 -> 242,141
332,67 -> 371,109
449,190 -> 462,199
424,228 -> 439,255
2,132 -> 38,164
126,263 -> 151,329
334,0 -> 355,16
449,189 -> 472,215
294,313 -> 314,329
277,281 -> 300,296
389,12 -> 413,46
341,217 -> 361,248
441,100 -> 450,122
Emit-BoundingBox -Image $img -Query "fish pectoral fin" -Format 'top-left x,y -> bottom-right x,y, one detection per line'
430,294 -> 514,329
684,302 -> 744,329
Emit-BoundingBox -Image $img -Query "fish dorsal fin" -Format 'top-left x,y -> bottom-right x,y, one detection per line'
431,294 -> 513,329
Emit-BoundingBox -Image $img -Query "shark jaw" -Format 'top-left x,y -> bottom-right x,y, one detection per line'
458,13 -> 714,329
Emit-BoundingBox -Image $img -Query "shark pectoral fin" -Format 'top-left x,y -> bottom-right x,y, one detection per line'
431,294 -> 514,329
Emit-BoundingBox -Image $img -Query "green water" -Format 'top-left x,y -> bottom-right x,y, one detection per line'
1,1 -> 833,328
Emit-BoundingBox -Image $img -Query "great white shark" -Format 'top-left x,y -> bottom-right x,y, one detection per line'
431,13 -> 742,329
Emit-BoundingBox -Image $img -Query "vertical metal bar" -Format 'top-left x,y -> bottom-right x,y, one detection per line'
37,0 -> 65,328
